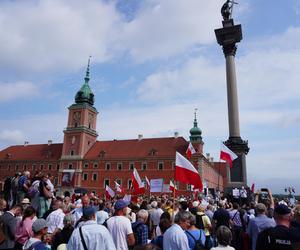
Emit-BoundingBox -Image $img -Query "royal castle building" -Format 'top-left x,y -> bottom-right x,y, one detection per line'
0,65 -> 226,196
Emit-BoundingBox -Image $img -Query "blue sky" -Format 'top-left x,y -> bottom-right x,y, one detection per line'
0,0 -> 299,194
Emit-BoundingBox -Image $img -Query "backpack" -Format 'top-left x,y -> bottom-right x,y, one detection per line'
196,214 -> 205,230
186,230 -> 206,250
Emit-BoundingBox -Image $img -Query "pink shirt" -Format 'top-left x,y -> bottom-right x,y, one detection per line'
15,217 -> 34,245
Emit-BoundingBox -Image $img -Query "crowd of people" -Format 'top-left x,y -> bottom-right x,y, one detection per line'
0,170 -> 299,250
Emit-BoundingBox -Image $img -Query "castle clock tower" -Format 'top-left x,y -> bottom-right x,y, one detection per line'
62,58 -> 98,160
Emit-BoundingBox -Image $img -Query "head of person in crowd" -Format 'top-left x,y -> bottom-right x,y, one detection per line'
160,211 -> 171,222
187,213 -> 198,230
10,204 -> 23,217
22,198 -> 31,209
82,206 -> 97,221
216,226 -> 232,247
99,202 -> 106,211
81,195 -> 90,208
0,198 -> 7,212
232,202 -> 239,210
293,205 -> 300,223
159,218 -> 172,235
174,211 -> 191,230
32,218 -> 48,238
24,170 -> 31,178
256,203 -> 267,215
114,199 -> 130,216
151,201 -> 158,209
63,214 -> 75,229
219,200 -> 226,208
179,201 -> 189,211
137,209 -> 148,223
53,199 -> 64,211
21,206 -> 36,225
207,204 -> 214,212
274,204 -> 292,227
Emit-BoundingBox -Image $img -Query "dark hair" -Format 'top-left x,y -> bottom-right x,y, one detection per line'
216,226 -> 232,246
160,211 -> 171,221
20,206 -> 36,226
99,203 -> 105,210
159,218 -> 171,234
180,201 -> 188,211
232,202 -> 239,210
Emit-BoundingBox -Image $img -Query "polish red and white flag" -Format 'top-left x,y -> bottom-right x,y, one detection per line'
131,168 -> 145,194
175,152 -> 203,191
105,185 -> 115,199
169,180 -> 177,193
145,176 -> 150,187
220,143 -> 238,168
114,181 -> 124,194
186,142 -> 196,159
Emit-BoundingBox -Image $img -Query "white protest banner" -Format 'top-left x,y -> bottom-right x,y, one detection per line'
150,178 -> 164,193
163,184 -> 171,193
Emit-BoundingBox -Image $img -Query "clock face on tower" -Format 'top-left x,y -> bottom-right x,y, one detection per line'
73,111 -> 81,126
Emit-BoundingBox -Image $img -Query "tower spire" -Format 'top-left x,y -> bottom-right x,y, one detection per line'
194,108 -> 198,126
84,56 -> 91,84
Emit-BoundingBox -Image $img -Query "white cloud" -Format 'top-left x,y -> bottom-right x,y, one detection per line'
0,130 -> 25,145
0,0 -> 122,73
0,81 -> 39,102
121,0 -> 224,62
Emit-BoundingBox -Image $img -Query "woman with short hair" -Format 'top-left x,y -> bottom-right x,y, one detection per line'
211,226 -> 235,250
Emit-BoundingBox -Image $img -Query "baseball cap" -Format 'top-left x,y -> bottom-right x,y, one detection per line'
274,204 -> 291,215
32,219 -> 47,233
114,199 -> 129,210
82,206 -> 97,219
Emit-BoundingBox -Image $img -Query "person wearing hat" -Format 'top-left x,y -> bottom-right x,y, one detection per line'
67,206 -> 116,250
106,199 -> 135,250
23,218 -> 48,250
256,204 -> 293,250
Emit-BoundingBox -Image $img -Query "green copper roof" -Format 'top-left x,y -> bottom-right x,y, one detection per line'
75,57 -> 95,106
190,109 -> 202,140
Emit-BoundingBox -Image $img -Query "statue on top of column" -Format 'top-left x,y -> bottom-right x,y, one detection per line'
221,0 -> 238,21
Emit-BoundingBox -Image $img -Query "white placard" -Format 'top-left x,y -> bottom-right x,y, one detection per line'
150,178 -> 164,193
163,184 -> 171,193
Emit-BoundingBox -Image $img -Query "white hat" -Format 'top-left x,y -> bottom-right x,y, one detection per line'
192,201 -> 200,207
22,198 -> 30,204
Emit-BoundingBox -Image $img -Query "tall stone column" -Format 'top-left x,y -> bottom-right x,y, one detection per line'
215,8 -> 249,189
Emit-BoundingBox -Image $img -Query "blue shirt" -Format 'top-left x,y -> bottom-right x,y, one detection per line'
247,214 -> 276,250
132,221 -> 148,245
163,224 -> 189,250
185,229 -> 206,250
67,220 -> 116,250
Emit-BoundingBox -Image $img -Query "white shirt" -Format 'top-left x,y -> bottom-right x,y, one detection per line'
46,179 -> 54,193
46,208 -> 65,233
96,210 -> 109,225
211,246 -> 235,250
150,208 -> 164,226
67,220 -> 116,250
72,207 -> 83,225
163,223 -> 189,250
107,216 -> 133,250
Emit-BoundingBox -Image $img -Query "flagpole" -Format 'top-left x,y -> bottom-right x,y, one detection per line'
217,141 -> 222,191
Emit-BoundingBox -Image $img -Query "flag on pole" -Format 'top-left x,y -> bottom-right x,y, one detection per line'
186,142 -> 196,159
131,168 -> 145,195
169,180 -> 177,193
175,152 -> 203,191
105,185 -> 115,199
145,176 -> 150,187
251,183 -> 255,193
114,181 -> 124,194
220,143 -> 238,168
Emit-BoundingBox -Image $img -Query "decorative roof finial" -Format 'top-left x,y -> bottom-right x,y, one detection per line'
84,56 -> 92,84
194,108 -> 198,123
